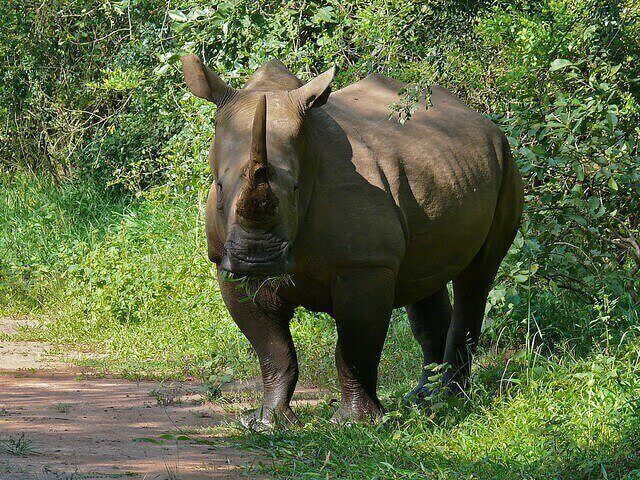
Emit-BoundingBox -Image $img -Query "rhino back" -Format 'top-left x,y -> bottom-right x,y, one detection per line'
297,74 -> 510,304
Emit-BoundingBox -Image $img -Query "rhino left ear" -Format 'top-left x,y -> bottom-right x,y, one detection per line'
292,66 -> 336,110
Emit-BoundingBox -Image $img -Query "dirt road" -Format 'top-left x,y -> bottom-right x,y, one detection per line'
0,317 -> 323,479
0,373 -> 262,479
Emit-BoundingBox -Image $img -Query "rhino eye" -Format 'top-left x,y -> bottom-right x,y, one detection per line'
216,181 -> 224,211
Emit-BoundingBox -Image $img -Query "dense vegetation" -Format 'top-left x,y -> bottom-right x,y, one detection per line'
1,0 -> 639,478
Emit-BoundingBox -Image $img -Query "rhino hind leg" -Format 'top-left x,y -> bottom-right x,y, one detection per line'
330,268 -> 395,423
403,287 -> 452,403
442,154 -> 523,396
441,272 -> 494,395
442,236 -> 519,396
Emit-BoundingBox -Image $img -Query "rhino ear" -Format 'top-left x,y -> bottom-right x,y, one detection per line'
292,66 -> 336,111
181,55 -> 234,104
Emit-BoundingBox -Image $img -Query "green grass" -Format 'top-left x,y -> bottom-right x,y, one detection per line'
0,434 -> 38,456
2,173 -> 639,478
238,355 -> 640,479
185,343 -> 640,479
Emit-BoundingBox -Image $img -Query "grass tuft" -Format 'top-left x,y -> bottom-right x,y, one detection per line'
0,434 -> 38,456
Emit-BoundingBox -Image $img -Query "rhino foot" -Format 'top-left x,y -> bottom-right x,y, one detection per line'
330,400 -> 384,424
402,384 -> 436,405
441,370 -> 471,399
239,405 -> 300,431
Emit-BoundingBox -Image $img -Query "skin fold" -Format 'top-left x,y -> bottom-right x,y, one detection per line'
181,55 -> 524,427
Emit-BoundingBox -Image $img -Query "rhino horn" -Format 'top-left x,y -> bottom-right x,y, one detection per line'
237,95 -> 279,227
248,94 -> 269,185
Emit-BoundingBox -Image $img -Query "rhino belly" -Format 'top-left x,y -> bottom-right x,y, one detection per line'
393,171 -> 500,306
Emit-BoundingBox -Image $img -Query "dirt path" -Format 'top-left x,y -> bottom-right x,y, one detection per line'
0,373 -> 263,479
0,317 -> 325,479
0,316 -> 71,372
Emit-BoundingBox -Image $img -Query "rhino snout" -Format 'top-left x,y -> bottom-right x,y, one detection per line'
221,236 -> 293,275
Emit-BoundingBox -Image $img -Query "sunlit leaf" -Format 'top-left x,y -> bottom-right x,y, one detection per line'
550,59 -> 574,72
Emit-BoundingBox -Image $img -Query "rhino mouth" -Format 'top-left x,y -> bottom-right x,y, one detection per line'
221,231 -> 293,275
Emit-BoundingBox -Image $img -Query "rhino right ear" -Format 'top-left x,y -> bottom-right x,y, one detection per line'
292,66 -> 336,111
181,55 -> 234,104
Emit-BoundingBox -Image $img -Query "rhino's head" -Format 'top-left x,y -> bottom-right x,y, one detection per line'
181,55 -> 335,275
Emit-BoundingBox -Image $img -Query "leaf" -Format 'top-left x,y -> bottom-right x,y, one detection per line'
582,25 -> 597,39
550,59 -> 574,72
133,437 -> 164,444
110,0 -> 130,14
312,6 -> 335,23
168,10 -> 188,22
531,366 -> 546,375
514,274 -> 529,283
566,214 -> 587,226
153,64 -> 171,76
608,177 -> 618,191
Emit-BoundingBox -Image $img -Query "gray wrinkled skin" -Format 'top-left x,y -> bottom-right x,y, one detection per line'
181,56 -> 524,426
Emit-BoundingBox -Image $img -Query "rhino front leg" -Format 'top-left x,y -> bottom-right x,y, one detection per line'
217,271 -> 299,429
330,268 -> 394,423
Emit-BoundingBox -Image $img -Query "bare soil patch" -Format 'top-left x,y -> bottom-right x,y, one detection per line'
0,317 -> 326,479
0,316 -> 71,372
0,372 -> 263,479
0,342 -> 72,373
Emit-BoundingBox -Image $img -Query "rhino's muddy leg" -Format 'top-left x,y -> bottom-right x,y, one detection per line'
442,230 -> 518,395
330,268 -> 394,423
404,287 -> 452,402
217,272 -> 299,429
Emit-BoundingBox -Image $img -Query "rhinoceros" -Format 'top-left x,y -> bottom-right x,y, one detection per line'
181,55 -> 523,426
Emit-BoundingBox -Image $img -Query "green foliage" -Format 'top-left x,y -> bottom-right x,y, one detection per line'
236,349 -> 640,479
482,1 -> 640,346
0,433 -> 38,456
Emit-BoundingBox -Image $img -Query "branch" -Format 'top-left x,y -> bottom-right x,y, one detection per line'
543,274 -> 596,303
